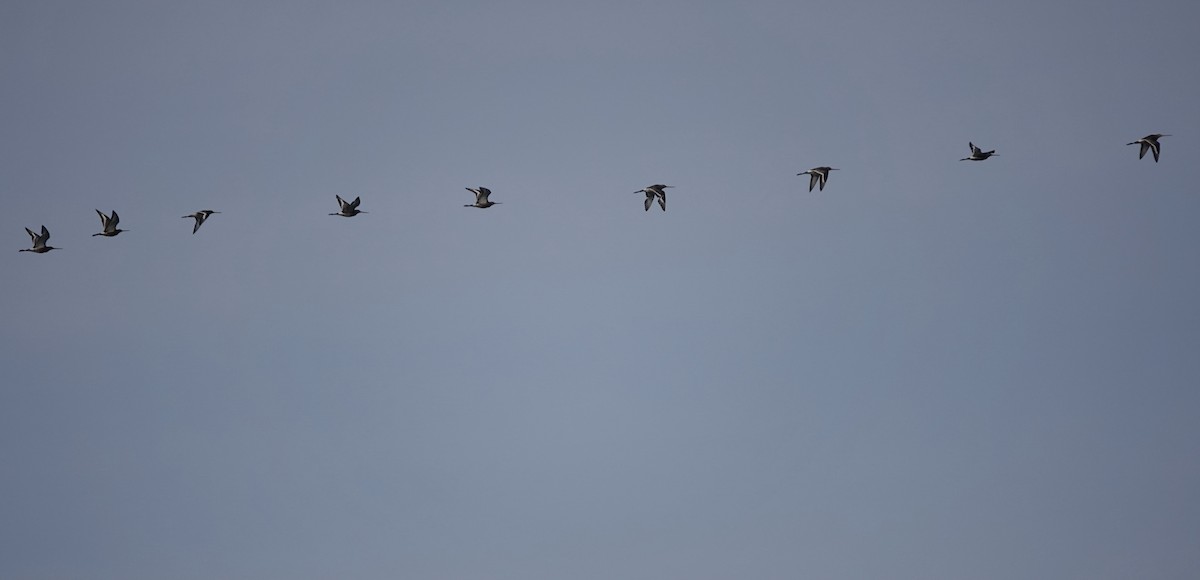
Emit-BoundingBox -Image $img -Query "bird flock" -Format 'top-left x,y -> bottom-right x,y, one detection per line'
16,134 -> 1171,253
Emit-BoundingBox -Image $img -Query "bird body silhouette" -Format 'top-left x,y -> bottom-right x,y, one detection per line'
797,167 -> 838,191
19,225 -> 59,253
960,142 -> 997,161
465,187 -> 500,208
93,210 -> 126,237
182,210 -> 220,234
1127,134 -> 1169,162
635,184 -> 672,211
330,195 -> 367,216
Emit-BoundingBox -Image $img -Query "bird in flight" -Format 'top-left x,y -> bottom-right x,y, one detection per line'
465,187 -> 501,208
330,195 -> 367,217
182,210 -> 220,234
1127,134 -> 1170,162
960,142 -> 997,161
797,167 -> 838,191
635,184 -> 672,211
19,225 -> 60,253
93,209 -> 126,237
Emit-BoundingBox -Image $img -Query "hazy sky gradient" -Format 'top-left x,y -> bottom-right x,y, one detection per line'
3,1 -> 1199,578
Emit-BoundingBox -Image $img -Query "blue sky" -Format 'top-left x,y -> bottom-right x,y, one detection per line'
3,1 -> 1199,578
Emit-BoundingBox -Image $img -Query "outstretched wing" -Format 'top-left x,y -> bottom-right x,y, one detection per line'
110,211 -> 119,228
808,172 -> 819,192
1138,141 -> 1150,160
349,196 -> 362,210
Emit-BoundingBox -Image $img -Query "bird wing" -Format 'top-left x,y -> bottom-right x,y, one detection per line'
110,211 -> 119,228
808,173 -> 819,192
1139,141 -> 1150,160
25,227 -> 37,243
335,195 -> 348,209
1150,141 -> 1161,162
657,191 -> 667,210
96,209 -> 108,227
192,216 -> 203,234
32,226 -> 50,246
644,195 -> 652,211
349,196 -> 362,210
477,188 -> 492,203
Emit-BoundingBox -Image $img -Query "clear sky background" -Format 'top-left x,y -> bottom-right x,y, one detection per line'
3,1 -> 1199,578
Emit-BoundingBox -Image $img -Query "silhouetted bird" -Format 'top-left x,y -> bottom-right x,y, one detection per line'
1127,134 -> 1170,162
19,225 -> 59,253
635,184 -> 672,211
93,210 -> 126,237
182,210 -> 220,234
330,195 -> 367,217
797,167 -> 838,191
960,142 -> 997,161
465,187 -> 501,208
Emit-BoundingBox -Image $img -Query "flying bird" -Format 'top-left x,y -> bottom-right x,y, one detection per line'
182,210 -> 220,234
19,225 -> 59,253
92,209 -> 126,237
465,187 -> 500,208
635,184 -> 672,211
797,167 -> 838,191
1127,134 -> 1170,162
330,195 -> 367,217
960,142 -> 997,161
